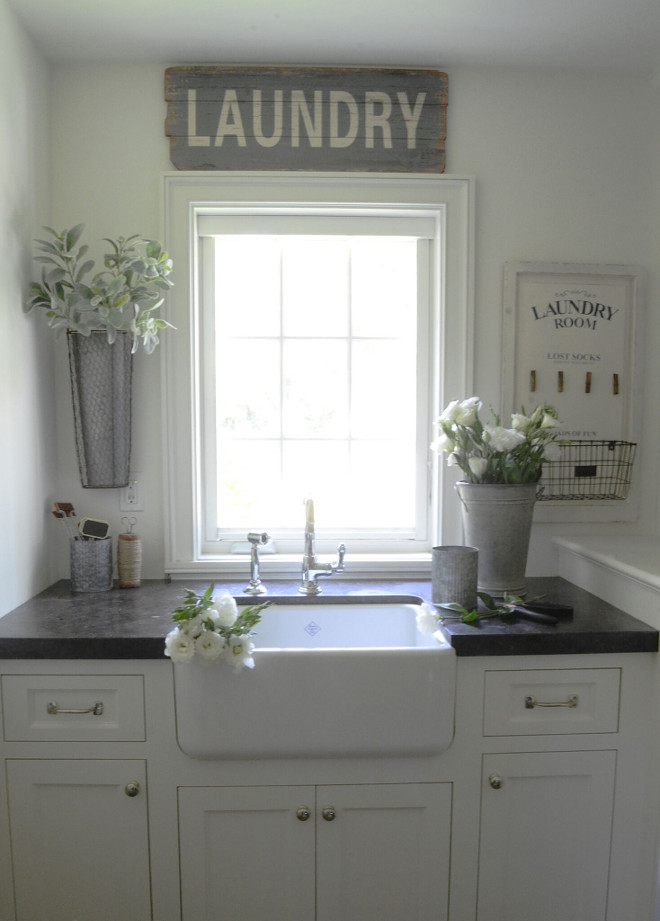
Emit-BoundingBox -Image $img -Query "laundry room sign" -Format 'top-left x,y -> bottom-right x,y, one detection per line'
164,66 -> 448,172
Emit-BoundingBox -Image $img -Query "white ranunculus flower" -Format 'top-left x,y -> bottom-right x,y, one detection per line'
468,456 -> 488,478
179,615 -> 204,637
431,432 -> 455,454
541,412 -> 560,430
195,629 -> 226,663
439,400 -> 461,423
224,635 -> 256,670
164,628 -> 196,662
455,396 -> 481,426
510,413 -> 530,432
543,442 -> 562,462
484,425 -> 526,453
210,592 -> 238,627
416,603 -> 439,636
447,451 -> 460,467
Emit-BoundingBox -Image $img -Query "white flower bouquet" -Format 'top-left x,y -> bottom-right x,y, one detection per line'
164,585 -> 270,670
431,398 -> 561,484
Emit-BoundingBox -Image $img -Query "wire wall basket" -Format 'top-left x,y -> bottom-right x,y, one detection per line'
538,440 -> 637,501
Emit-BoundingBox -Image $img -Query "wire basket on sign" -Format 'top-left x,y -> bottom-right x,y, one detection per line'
538,440 -> 636,501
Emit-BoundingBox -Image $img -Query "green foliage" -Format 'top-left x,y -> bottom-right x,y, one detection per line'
24,224 -> 175,355
438,592 -> 543,624
172,584 -> 270,640
431,398 -> 561,484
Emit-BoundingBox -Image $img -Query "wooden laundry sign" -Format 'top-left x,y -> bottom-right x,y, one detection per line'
164,66 -> 448,172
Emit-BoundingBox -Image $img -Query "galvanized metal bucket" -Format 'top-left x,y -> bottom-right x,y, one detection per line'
455,481 -> 538,598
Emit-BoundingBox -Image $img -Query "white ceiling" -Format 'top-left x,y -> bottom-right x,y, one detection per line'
8,0 -> 660,79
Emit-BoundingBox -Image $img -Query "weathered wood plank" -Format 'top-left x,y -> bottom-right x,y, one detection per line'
164,65 -> 448,172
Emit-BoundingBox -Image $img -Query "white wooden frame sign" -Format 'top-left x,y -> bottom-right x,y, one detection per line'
502,261 -> 645,518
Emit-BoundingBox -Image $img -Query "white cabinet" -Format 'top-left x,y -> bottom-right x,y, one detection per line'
7,759 -> 151,921
179,783 -> 451,921
477,750 -> 616,921
476,665 -> 624,921
179,785 -> 316,921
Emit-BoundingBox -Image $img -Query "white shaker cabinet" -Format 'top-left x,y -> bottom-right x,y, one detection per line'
178,783 -> 451,921
477,750 -> 616,921
6,759 -> 151,921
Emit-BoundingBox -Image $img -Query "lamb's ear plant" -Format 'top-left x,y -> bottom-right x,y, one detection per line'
24,224 -> 175,354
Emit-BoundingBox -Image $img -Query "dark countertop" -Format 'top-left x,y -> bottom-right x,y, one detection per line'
0,577 -> 656,659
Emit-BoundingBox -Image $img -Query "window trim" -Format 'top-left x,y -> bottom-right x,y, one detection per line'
162,172 -> 474,578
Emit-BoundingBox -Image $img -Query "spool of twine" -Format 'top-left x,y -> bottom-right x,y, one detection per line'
118,533 -> 142,588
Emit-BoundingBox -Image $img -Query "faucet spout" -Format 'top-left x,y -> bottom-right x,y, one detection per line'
299,500 -> 346,595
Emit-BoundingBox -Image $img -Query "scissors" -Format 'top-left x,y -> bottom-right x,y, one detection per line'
121,517 -> 138,534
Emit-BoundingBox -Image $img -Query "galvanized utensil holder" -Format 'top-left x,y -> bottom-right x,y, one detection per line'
431,545 -> 479,610
70,538 -> 113,592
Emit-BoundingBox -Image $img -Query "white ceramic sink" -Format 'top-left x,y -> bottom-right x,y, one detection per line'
174,597 -> 456,759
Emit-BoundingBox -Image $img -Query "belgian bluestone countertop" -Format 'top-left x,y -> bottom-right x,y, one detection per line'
0,576 -> 656,658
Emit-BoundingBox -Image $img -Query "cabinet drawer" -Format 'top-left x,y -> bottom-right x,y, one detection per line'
1,674 -> 145,741
483,668 -> 621,736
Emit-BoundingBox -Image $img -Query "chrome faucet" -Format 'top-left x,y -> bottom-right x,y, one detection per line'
244,531 -> 270,594
299,499 -> 346,595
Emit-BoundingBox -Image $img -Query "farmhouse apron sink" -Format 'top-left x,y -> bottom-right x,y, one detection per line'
173,597 -> 456,759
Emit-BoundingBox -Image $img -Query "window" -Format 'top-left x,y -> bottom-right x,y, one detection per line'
164,174 -> 473,576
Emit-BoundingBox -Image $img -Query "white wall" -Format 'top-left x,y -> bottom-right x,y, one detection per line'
47,62 -> 660,578
0,0 -> 55,615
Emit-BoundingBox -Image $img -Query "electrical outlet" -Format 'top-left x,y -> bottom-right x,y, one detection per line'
119,474 -> 144,512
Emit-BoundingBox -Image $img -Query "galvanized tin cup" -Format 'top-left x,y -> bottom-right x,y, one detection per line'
431,545 -> 478,610
70,538 -> 113,592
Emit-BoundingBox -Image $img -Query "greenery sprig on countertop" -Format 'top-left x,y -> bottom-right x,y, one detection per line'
417,593 -> 547,635
438,592 -> 530,623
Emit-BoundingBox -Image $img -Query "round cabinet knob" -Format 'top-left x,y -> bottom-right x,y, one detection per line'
124,781 -> 140,798
296,806 -> 311,822
488,774 -> 504,790
321,806 -> 336,821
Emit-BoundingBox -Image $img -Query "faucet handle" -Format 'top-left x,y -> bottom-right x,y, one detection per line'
335,543 -> 346,572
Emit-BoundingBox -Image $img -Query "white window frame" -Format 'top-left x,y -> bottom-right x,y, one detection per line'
162,172 -> 474,578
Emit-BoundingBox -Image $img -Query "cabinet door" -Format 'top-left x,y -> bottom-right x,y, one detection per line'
178,785 -> 315,921
316,783 -> 451,921
478,751 -> 616,921
7,759 -> 151,921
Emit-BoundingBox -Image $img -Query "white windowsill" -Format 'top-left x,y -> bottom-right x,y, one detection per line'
165,553 -> 432,580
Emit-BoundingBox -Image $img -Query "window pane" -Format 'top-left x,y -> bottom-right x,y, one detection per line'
282,238 -> 349,337
351,339 -> 416,439
283,441 -> 350,528
352,238 -> 418,338
350,440 -> 417,528
215,238 -> 281,336
282,339 -> 349,438
216,441 -> 282,526
216,340 -> 280,437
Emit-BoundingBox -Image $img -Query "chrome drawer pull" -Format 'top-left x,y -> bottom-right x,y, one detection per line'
47,700 -> 104,716
524,694 -> 578,710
